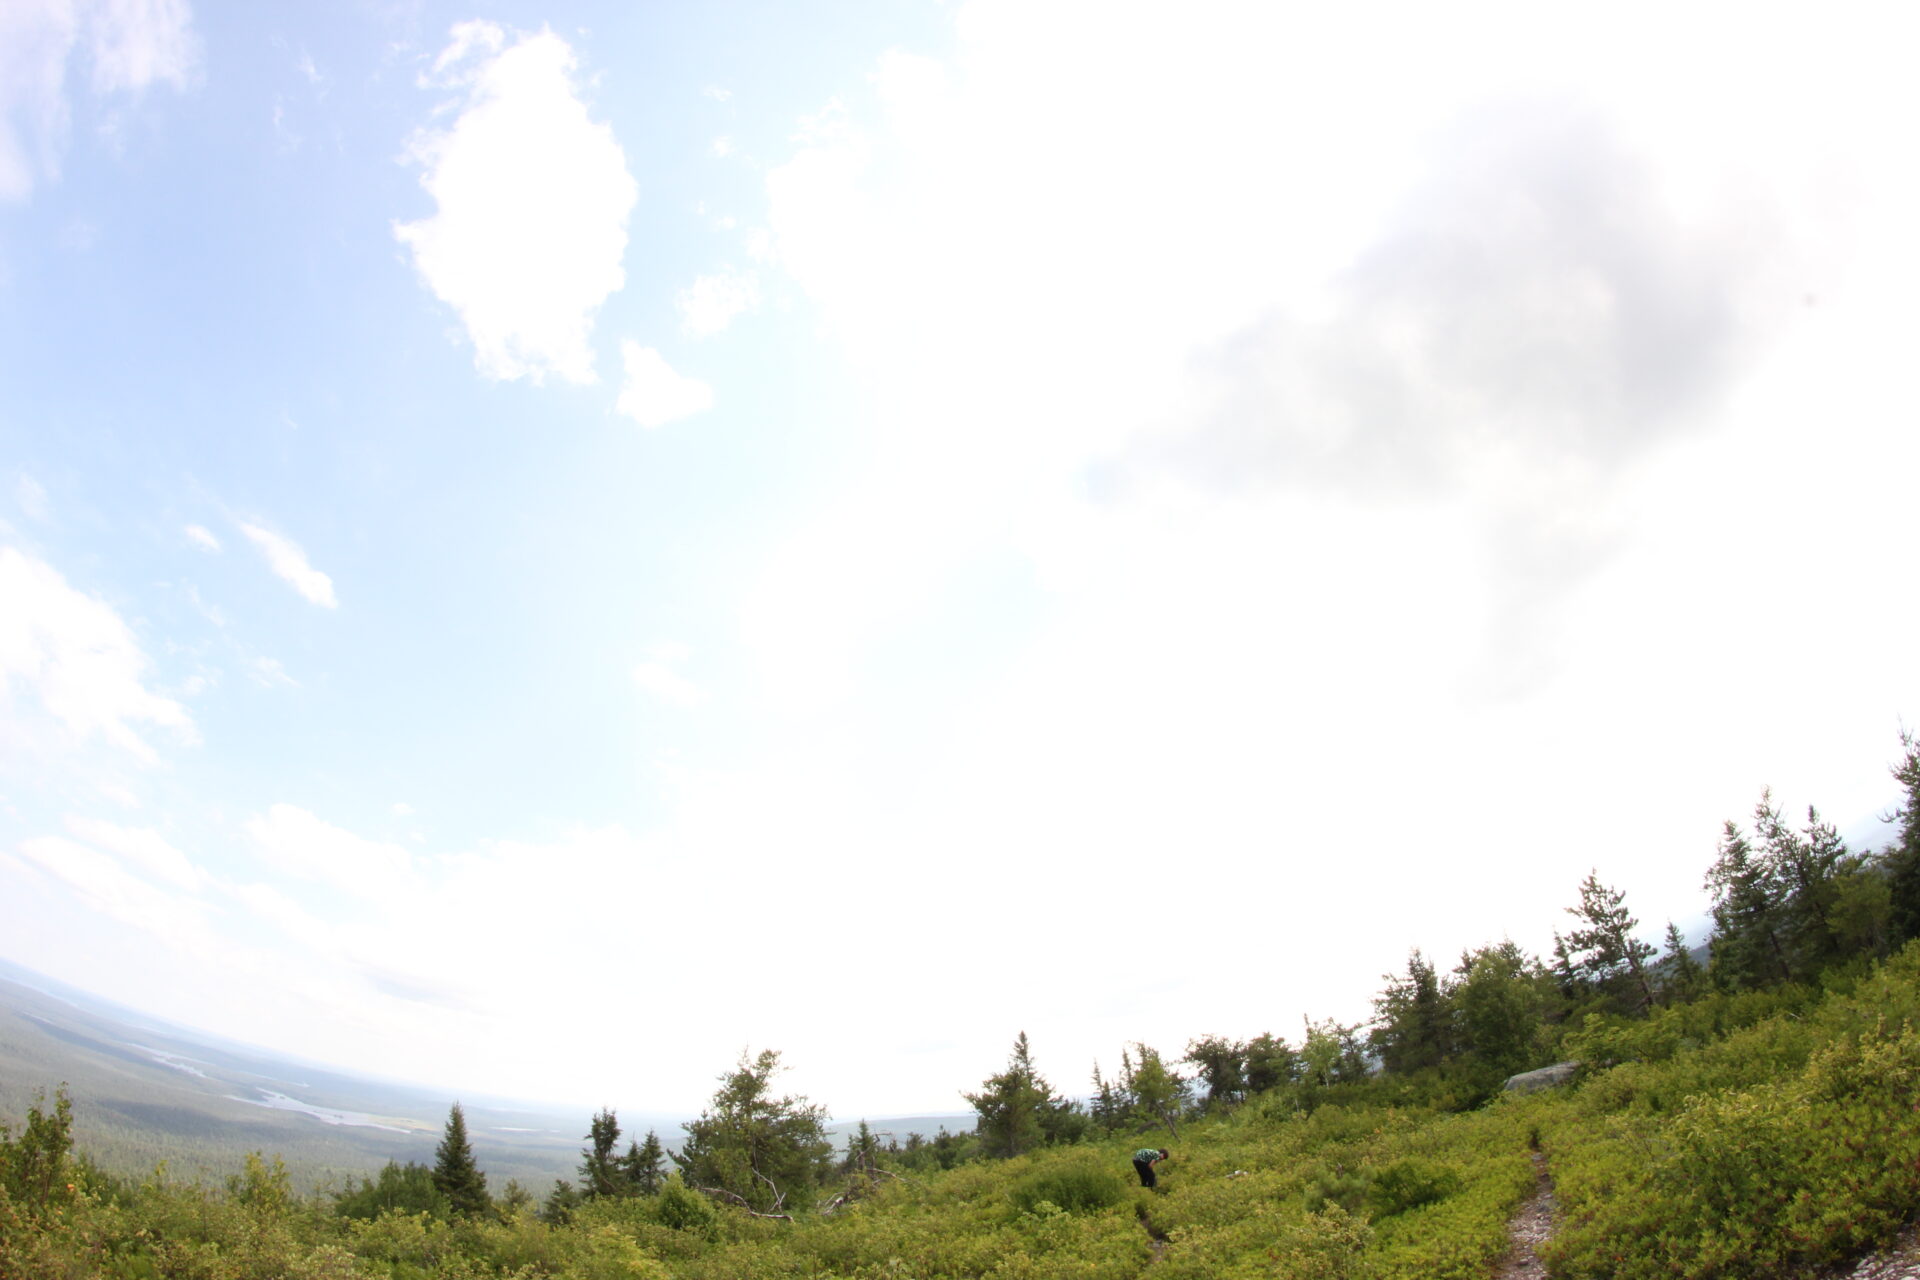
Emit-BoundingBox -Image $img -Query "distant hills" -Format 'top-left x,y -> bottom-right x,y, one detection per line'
0,958 -> 609,1191
0,958 -> 974,1192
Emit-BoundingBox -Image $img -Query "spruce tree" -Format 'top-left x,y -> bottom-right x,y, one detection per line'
1243,1033 -> 1295,1095
674,1048 -> 832,1214
580,1108 -> 623,1199
432,1102 -> 490,1218
1564,871 -> 1657,1011
965,1032 -> 1052,1157
1660,922 -> 1703,1004
1885,732 -> 1920,944
620,1130 -> 665,1195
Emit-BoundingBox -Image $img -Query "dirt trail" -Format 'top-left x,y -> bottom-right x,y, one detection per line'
1493,1152 -> 1555,1280
1825,1226 -> 1920,1280
1137,1204 -> 1169,1261
1491,1153 -> 1920,1280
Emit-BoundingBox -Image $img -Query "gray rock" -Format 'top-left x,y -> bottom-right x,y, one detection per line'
1503,1061 -> 1580,1094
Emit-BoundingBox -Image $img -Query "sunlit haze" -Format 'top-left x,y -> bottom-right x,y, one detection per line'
3,0 -> 1917,1119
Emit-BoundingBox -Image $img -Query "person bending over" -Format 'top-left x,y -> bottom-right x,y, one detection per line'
1132,1147 -> 1169,1189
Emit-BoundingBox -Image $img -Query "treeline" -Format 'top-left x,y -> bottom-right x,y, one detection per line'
4,731 -> 1917,1257
947,731 -> 1920,1150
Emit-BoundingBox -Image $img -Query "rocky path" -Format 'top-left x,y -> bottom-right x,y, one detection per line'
1492,1151 -> 1920,1280
1829,1227 -> 1920,1280
1493,1152 -> 1556,1280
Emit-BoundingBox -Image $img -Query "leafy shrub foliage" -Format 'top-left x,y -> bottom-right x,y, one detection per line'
1009,1164 -> 1126,1216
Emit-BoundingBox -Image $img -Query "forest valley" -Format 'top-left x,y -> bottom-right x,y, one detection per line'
4,730 -> 1920,1279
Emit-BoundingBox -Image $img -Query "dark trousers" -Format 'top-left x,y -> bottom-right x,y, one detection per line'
1133,1158 -> 1156,1188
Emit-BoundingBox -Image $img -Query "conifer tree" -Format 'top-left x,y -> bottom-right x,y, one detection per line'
1564,871 -> 1657,1011
1122,1042 -> 1190,1136
580,1108 -> 623,1200
1450,941 -> 1547,1078
1369,950 -> 1451,1073
674,1048 -> 832,1214
1659,922 -> 1703,1004
966,1031 -> 1067,1158
1704,820 -> 1792,988
1243,1033 -> 1296,1094
1884,732 -> 1920,944
620,1130 -> 665,1195
1182,1035 -> 1248,1110
432,1102 -> 490,1218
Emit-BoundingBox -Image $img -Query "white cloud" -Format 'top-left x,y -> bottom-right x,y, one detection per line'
245,803 -> 419,902
615,342 -> 712,428
238,522 -> 337,607
632,643 -> 703,708
65,815 -> 203,891
0,546 -> 192,761
16,833 -> 212,946
702,84 -> 731,103
391,801 -> 413,817
183,522 -> 219,551
395,22 -> 637,385
248,655 -> 296,686
0,0 -> 196,203
710,135 -> 733,159
676,267 -> 759,337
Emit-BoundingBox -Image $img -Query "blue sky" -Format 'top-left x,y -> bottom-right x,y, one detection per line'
4,0 -> 1919,1117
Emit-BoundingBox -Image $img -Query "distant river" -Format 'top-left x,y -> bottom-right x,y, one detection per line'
229,1089 -> 421,1134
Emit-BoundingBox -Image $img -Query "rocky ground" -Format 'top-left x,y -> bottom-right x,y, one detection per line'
1496,1158 -> 1920,1280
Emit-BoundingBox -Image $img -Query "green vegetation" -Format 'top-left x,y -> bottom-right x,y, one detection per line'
4,731 -> 1920,1277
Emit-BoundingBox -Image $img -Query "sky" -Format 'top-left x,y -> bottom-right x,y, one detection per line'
3,0 -> 1918,1121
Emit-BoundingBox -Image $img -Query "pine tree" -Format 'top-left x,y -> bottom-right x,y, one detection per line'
1450,941 -> 1548,1078
1122,1043 -> 1190,1136
620,1130 -> 665,1196
1659,922 -> 1703,1005
674,1048 -> 833,1214
965,1032 -> 1063,1158
1754,794 -> 1848,976
432,1102 -> 490,1218
1243,1033 -> 1296,1094
580,1108 -> 623,1200
1181,1035 -> 1248,1110
1705,820 -> 1792,988
1564,871 -> 1657,1011
1369,950 -> 1452,1074
1884,732 -> 1920,944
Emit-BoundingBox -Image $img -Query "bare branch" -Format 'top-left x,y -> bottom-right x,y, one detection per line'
689,1182 -> 795,1223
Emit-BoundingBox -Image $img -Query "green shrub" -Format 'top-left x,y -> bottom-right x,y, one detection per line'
1365,1158 -> 1460,1219
650,1174 -> 719,1237
1302,1166 -> 1369,1216
1009,1165 -> 1126,1216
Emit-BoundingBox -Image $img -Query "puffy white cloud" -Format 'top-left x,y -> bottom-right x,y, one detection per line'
183,522 -> 219,551
238,522 -> 336,607
0,546 -> 192,761
0,0 -> 196,203
615,342 -> 712,428
244,803 -> 420,902
395,22 -> 637,385
676,267 -> 759,337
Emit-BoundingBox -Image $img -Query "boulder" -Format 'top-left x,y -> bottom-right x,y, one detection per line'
1503,1061 -> 1580,1094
